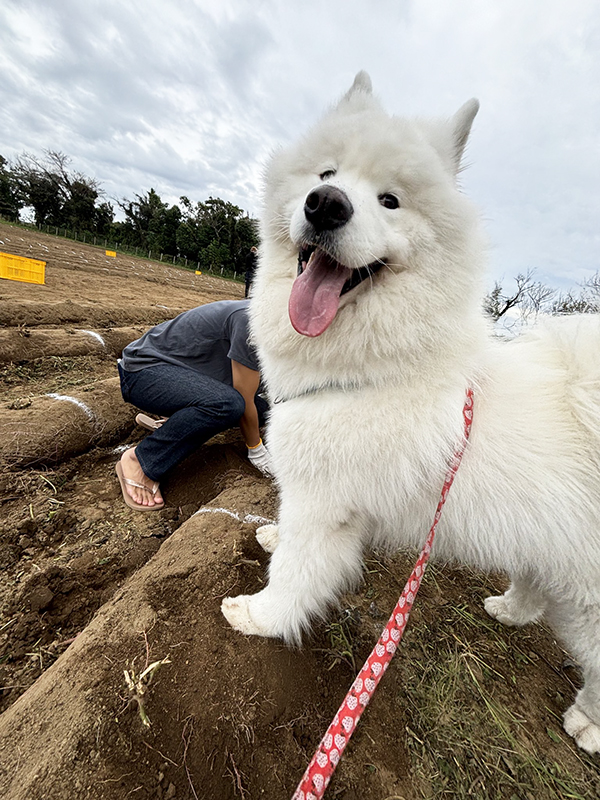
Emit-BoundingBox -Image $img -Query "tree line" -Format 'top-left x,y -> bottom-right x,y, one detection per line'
0,149 -> 597,310
0,150 -> 259,274
483,269 -> 600,328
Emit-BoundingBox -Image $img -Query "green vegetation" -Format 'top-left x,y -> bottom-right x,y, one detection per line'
378,561 -> 600,799
315,557 -> 600,798
0,149 -> 259,276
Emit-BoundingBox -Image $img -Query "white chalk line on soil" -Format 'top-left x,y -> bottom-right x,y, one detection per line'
45,393 -> 96,421
193,507 -> 275,526
76,329 -> 106,346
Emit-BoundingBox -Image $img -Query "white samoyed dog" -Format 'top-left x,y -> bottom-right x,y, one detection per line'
222,73 -> 600,753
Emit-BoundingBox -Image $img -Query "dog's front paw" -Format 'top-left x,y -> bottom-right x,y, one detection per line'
256,524 -> 280,553
221,595 -> 262,635
563,704 -> 600,754
221,595 -> 273,637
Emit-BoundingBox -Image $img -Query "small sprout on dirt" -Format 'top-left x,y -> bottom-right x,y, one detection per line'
546,727 -> 563,744
123,655 -> 172,728
25,638 -> 57,670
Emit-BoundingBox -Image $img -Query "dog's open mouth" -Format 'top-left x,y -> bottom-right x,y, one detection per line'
289,245 -> 385,337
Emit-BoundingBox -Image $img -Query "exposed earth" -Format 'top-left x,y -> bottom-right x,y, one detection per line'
0,221 -> 599,800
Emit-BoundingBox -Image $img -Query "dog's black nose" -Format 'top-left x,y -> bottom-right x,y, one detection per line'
304,185 -> 354,231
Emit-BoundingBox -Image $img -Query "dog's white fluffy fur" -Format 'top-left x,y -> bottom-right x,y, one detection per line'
222,73 -> 600,753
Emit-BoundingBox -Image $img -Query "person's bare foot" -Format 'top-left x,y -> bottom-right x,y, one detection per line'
119,447 -> 164,507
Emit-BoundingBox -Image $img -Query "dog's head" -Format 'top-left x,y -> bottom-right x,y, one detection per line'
259,72 -> 483,341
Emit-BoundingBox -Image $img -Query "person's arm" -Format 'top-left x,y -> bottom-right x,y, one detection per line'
230,359 -> 261,446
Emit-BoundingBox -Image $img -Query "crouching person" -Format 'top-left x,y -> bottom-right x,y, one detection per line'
115,299 -> 271,511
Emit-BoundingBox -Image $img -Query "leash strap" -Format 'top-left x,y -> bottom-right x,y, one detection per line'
292,387 -> 474,800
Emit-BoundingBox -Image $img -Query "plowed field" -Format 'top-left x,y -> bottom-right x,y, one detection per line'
1,221 -> 598,800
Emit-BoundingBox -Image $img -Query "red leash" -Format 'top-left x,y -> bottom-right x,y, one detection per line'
292,388 -> 474,800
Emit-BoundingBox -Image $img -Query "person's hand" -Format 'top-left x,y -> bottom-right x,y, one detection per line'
247,440 -> 273,477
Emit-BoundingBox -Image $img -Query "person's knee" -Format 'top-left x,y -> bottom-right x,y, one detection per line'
225,389 -> 246,421
186,388 -> 245,427
117,365 -> 131,403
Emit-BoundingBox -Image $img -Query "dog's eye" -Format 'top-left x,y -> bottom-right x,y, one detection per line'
319,169 -> 336,181
379,193 -> 399,209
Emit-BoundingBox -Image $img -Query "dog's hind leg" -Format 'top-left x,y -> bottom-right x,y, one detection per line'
545,598 -> 600,754
484,575 -> 547,627
222,510 -> 365,644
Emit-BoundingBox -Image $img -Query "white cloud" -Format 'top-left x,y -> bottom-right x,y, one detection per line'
0,0 -> 598,289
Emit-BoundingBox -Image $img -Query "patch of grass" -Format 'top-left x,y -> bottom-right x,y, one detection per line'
394,565 -> 600,800
320,607 -> 362,671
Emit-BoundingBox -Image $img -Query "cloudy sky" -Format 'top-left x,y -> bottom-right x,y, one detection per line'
1,0 -> 598,291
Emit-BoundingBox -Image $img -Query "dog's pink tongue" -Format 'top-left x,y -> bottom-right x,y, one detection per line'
289,251 -> 351,337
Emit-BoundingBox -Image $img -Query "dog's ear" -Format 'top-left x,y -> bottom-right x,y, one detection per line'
332,71 -> 376,118
421,99 -> 479,177
344,71 -> 373,99
335,71 -> 375,113
451,99 -> 479,171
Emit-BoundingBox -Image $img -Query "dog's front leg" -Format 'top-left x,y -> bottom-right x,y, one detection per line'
222,511 -> 365,645
255,523 -> 280,553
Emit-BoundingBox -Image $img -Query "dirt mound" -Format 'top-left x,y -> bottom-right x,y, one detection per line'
0,222 -> 243,330
1,222 -> 599,800
0,377 -> 135,467
2,473 -> 597,799
0,222 -> 242,303
0,326 -> 146,363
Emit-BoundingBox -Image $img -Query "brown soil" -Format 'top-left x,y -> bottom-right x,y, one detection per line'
1,221 -> 599,800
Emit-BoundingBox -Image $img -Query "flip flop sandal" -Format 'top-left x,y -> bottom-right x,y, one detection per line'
135,413 -> 168,431
115,462 -> 165,511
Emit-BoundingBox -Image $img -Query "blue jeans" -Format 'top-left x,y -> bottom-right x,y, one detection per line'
118,362 -> 268,482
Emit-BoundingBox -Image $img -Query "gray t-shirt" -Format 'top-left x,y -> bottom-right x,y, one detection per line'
120,300 -> 258,385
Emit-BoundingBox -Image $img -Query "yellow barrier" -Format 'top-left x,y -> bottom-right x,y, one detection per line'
0,251 -> 46,285
195,270 -> 202,275
105,250 -> 117,257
